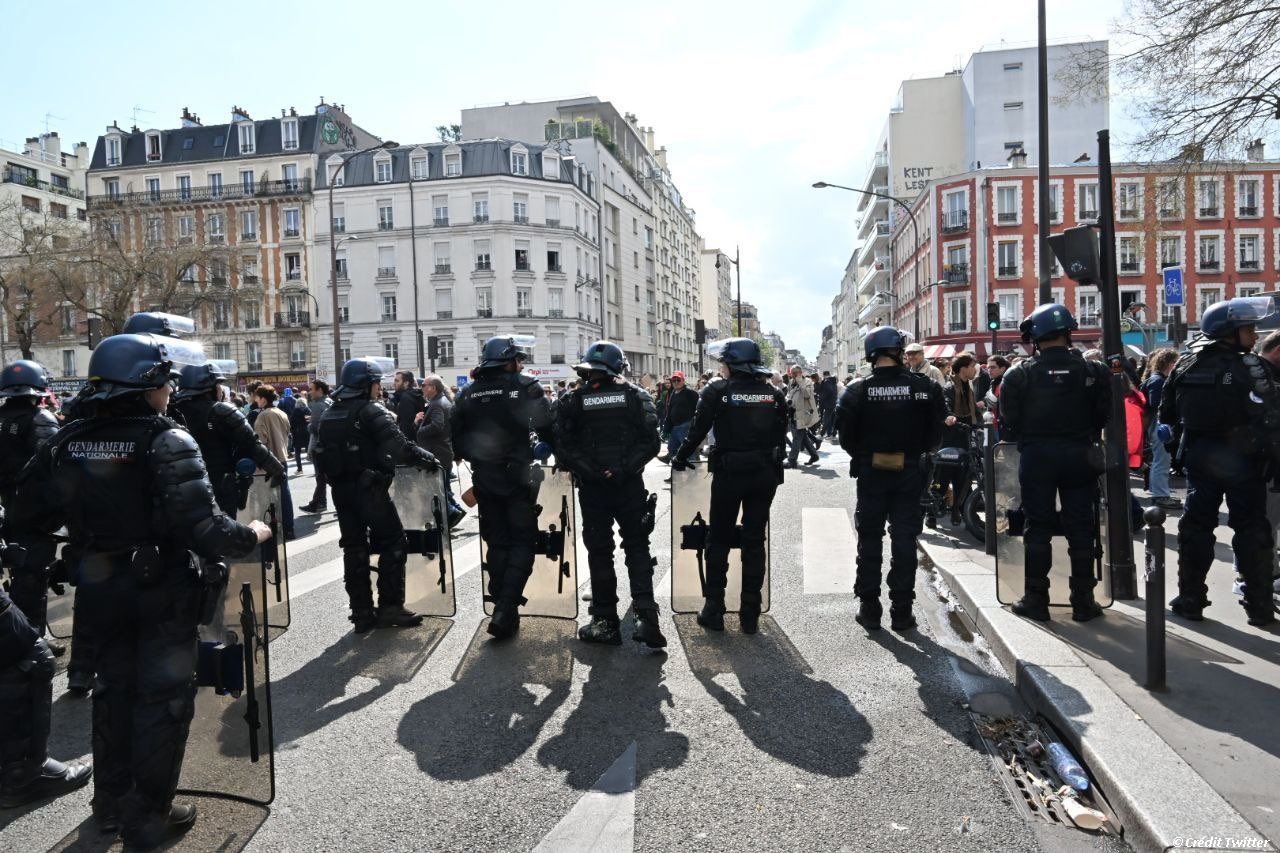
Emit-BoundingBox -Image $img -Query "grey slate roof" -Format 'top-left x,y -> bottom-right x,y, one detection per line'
323,140 -> 588,191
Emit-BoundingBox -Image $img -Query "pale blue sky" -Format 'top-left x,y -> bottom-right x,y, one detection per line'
3,0 -> 1123,357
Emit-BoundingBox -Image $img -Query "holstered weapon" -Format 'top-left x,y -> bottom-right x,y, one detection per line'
238,582 -> 262,763
680,511 -> 709,596
198,560 -> 229,626
640,492 -> 658,536
532,494 -> 571,594
262,502 -> 283,603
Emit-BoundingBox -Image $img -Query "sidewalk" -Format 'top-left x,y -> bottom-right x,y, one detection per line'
919,512 -> 1278,853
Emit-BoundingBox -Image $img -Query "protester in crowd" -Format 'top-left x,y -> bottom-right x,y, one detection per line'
784,365 -> 821,468
252,385 -> 296,538
1141,348 -> 1181,509
300,379 -> 332,513
659,371 -> 699,463
414,374 -> 467,528
288,390 -> 310,473
904,343 -> 944,385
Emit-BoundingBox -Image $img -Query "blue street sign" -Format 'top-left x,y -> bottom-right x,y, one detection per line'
1163,267 -> 1184,307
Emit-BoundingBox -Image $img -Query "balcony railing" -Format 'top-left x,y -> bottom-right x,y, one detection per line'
548,308 -> 564,318
87,177 -> 310,208
1159,208 -> 1181,218
996,212 -> 1017,224
438,356 -> 455,367
550,354 -> 565,364
209,234 -> 225,244
242,274 -> 259,284
476,308 -> 492,318
436,310 -> 452,319
285,269 -> 301,281
1079,313 -> 1100,326
275,311 -> 311,328
213,319 -> 230,330
1000,319 -> 1020,329
515,263 -> 531,272
874,222 -> 890,236
377,267 -> 396,278
377,221 -> 394,231
1118,208 -> 1137,219
514,215 -> 529,224
548,265 -> 563,273
948,321 -> 967,332
434,264 -> 452,274
289,358 -> 307,370
944,263 -> 969,283
247,362 -> 263,372
941,211 -> 969,232
473,214 -> 490,223
1240,259 -> 1260,270
1199,259 -> 1221,270
2,170 -> 86,200
241,231 -> 258,241
517,308 -> 533,318
433,216 -> 449,227
475,261 -> 492,271
1080,208 -> 1098,220
1120,260 -> 1140,272
284,227 -> 300,238
997,265 -> 1018,276
546,218 -> 560,227
1240,205 -> 1259,216
1199,206 -> 1220,217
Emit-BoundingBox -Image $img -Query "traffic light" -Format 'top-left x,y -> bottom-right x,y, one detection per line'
426,335 -> 439,360
986,302 -> 1000,332
1046,225 -> 1101,284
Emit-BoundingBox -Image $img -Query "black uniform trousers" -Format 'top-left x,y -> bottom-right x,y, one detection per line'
854,458 -> 925,604
705,461 -> 777,610
0,597 -> 50,790
578,475 -> 656,619
331,476 -> 408,612
1018,439 -> 1098,601
474,472 -> 539,608
1178,437 -> 1273,611
78,555 -> 200,835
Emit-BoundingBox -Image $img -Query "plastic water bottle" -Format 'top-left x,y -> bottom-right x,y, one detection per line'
1047,742 -> 1090,792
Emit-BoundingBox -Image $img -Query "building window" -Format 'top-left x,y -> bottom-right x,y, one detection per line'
516,288 -> 532,318
433,195 -> 449,226
514,241 -> 530,271
241,210 -> 257,240
377,246 -> 396,278
1238,233 -> 1261,271
333,253 -> 348,280
548,288 -> 563,318
942,191 -> 968,231
209,173 -> 223,198
207,213 -> 225,242
145,216 -> 162,245
475,239 -> 491,271
238,123 -> 255,154
285,253 -> 301,280
542,152 -> 560,180
547,247 -> 562,273
240,170 -> 254,195
146,177 -> 160,200
476,287 -> 493,318
946,296 -> 968,332
1116,182 -> 1140,220
1118,236 -> 1142,273
61,349 -> 75,377
339,341 -> 351,362
332,202 -> 345,233
944,245 -> 968,281
246,341 -> 262,371
1198,234 -> 1222,271
1159,235 -> 1183,269
282,118 -> 299,151
1197,178 -> 1221,217
410,155 -> 428,180
241,256 -> 259,283
282,164 -> 299,191
445,151 -> 461,177
996,240 -> 1019,277
106,136 -> 121,166
1157,178 -> 1182,218
1197,285 -> 1225,321
549,333 -> 565,364
213,342 -> 231,360
1078,290 -> 1100,326
995,186 -> 1018,224
383,341 -> 399,363
513,194 -> 529,224
104,178 -> 120,198
1238,283 -> 1263,298
435,288 -> 453,320
382,294 -> 398,321
1047,183 -> 1061,223
284,208 -> 300,238
337,297 -> 349,323
374,157 -> 392,183
472,193 -> 489,223
437,337 -> 455,366
434,242 -> 451,274
213,301 -> 231,330
290,341 -> 307,369
177,175 -> 191,200
146,132 -> 162,161
181,264 -> 197,283
511,149 -> 528,176
997,292 -> 1022,328
1238,178 -> 1260,216
378,202 -> 394,230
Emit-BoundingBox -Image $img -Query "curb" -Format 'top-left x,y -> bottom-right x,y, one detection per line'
919,534 -> 1268,853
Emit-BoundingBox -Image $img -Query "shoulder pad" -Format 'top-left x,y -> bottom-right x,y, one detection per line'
210,400 -> 245,422
150,427 -> 202,459
34,408 -> 59,426
632,385 -> 653,404
706,377 -> 729,391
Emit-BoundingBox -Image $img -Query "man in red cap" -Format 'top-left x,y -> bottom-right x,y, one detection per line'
659,371 -> 699,464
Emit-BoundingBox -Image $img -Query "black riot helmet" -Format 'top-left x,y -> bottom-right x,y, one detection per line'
173,360 -> 233,401
334,357 -> 392,400
0,359 -> 51,399
121,312 -> 196,338
479,335 -> 533,369
863,326 -> 907,363
708,337 -> 771,376
575,340 -> 627,377
85,333 -> 205,401
1019,303 -> 1078,345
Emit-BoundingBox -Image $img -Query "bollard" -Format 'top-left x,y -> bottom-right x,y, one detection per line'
1143,506 -> 1167,691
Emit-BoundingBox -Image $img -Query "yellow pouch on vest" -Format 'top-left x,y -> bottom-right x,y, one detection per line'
871,452 -> 905,471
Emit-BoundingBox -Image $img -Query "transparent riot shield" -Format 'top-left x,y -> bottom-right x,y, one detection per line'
43,537 -> 75,641
670,464 -> 771,614
235,474 -> 290,639
992,442 -> 1112,607
179,567 -> 275,805
480,464 -> 579,619
390,465 -> 456,618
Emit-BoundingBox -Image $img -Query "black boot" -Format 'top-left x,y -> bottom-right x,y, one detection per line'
696,599 -> 725,631
123,803 -> 196,852
855,598 -> 882,631
1011,594 -> 1050,622
632,609 -> 667,648
487,603 -> 521,639
376,605 -> 424,629
1169,594 -> 1207,621
1071,597 -> 1104,622
890,604 -> 917,632
0,758 -> 92,808
66,670 -> 93,697
92,796 -> 120,834
350,609 -> 377,634
578,615 -> 622,645
739,606 -> 760,635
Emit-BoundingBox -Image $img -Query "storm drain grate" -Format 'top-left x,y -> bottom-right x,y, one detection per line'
972,714 -> 1118,836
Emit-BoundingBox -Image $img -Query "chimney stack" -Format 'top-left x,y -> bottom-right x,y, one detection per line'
1007,146 -> 1028,168
231,105 -> 251,123
1246,138 -> 1266,161
181,107 -> 202,128
41,132 -> 62,158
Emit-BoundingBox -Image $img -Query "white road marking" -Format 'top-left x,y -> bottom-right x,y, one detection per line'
802,507 -> 857,595
533,741 -> 636,852
288,539 -> 482,599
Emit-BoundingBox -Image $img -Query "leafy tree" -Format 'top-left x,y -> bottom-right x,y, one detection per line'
436,124 -> 462,143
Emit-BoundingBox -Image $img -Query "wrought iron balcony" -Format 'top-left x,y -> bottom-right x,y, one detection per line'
997,265 -> 1018,276
1240,259 -> 1260,270
1199,206 -> 1220,217
1239,205 -> 1259,216
941,211 -> 969,233
948,321 -> 967,332
275,311 -> 311,328
473,214 -> 489,223
517,308 -> 532,318
1199,259 -> 1220,270
284,227 -> 300,238
87,177 -> 310,208
546,218 -> 560,227
1079,313 -> 1100,326
433,216 -> 449,227
476,308 -> 493,318
1080,209 -> 1098,220
944,263 -> 968,283
2,170 -> 85,199
514,215 -> 529,224
475,261 -> 492,272
996,212 -> 1017,224
285,269 -> 301,281
434,264 -> 452,275
377,221 -> 394,231
1120,260 -> 1140,272
436,310 -> 452,319
548,309 -> 564,318
377,267 -> 397,279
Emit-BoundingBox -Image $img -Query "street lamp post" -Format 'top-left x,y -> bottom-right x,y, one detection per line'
329,139 -> 397,378
813,181 -> 920,337
407,160 -> 424,379
715,246 -> 742,336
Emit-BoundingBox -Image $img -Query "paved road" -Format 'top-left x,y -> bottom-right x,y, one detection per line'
4,449 -> 1125,852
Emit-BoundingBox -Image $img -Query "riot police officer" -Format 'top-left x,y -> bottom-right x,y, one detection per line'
1160,297 -> 1279,627
671,338 -> 788,634
553,341 -> 666,648
451,336 -> 555,639
997,304 -> 1111,622
9,331 -> 270,849
0,504 -> 92,809
0,360 -> 60,635
315,358 -> 439,634
835,326 -> 945,631
171,361 -> 285,515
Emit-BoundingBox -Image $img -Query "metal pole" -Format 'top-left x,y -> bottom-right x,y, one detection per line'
1097,129 -> 1138,599
328,173 -> 340,378
1037,0 -> 1052,306
1144,507 -> 1168,690
408,165 -> 424,378
735,245 -> 742,336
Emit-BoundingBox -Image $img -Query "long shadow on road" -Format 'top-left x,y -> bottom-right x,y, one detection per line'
676,614 -> 871,777
537,614 -> 689,790
398,617 -> 575,781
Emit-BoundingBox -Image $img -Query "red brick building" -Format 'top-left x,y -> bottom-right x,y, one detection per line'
888,149 -> 1280,356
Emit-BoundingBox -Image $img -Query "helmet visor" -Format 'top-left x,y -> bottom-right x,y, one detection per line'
705,340 -> 730,361
208,359 -> 238,377
1228,296 -> 1278,327
364,357 -> 397,378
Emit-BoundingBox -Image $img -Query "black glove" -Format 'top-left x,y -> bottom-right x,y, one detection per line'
18,637 -> 56,678
264,457 -> 287,488
415,448 -> 440,472
670,456 -> 690,472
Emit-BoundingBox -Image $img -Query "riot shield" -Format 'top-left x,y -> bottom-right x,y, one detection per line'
235,474 -> 290,638
480,464 -> 579,619
178,566 -> 275,805
992,442 -> 1112,607
670,464 -> 771,614
390,465 -> 456,618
